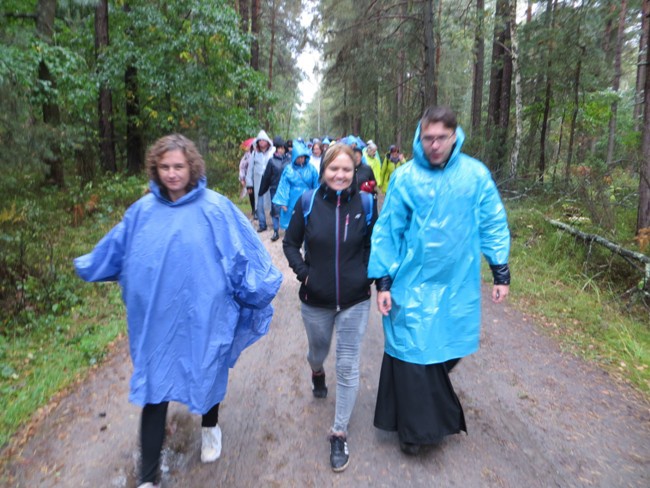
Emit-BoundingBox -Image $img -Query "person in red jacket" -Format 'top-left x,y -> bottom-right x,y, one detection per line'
282,143 -> 377,473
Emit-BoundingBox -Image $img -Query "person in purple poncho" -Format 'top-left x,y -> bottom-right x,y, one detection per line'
74,134 -> 282,488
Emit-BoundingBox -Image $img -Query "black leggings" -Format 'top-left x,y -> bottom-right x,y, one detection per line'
140,402 -> 220,484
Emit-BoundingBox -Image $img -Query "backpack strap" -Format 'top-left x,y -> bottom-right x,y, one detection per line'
359,191 -> 373,227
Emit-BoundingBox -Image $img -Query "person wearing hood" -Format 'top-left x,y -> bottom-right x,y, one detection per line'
272,140 -> 319,230
258,136 -> 290,241
322,137 -> 331,153
282,143 -> 378,472
310,140 -> 324,173
368,106 -> 511,455
363,142 -> 383,188
352,145 -> 378,216
74,134 -> 283,488
379,144 -> 405,192
246,130 -> 275,232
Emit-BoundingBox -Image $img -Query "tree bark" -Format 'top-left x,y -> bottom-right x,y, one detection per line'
634,0 -> 650,131
423,0 -> 437,108
638,0 -> 650,233
250,0 -> 260,71
538,0 -> 556,183
95,0 -> 116,173
486,0 -> 512,176
267,0 -> 276,90
605,0 -> 627,167
123,3 -> 143,174
471,0 -> 485,137
36,0 -> 64,187
125,65 -> 144,174
509,0 -> 522,181
238,0 -> 249,33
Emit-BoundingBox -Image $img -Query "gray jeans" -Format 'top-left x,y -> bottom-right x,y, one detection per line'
301,300 -> 370,434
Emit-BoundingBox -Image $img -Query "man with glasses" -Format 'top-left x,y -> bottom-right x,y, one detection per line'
368,106 -> 511,455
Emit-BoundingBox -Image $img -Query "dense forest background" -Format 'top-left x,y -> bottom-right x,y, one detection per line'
1,0 -> 649,227
0,0 -> 649,449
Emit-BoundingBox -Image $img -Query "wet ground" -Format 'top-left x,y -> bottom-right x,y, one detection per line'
2,227 -> 649,487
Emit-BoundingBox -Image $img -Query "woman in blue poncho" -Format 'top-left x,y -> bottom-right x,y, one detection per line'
272,140 -> 320,230
74,134 -> 282,488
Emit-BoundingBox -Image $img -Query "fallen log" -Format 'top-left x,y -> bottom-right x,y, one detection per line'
548,219 -> 650,289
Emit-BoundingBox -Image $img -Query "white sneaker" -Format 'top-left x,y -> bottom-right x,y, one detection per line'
137,483 -> 158,488
201,425 -> 222,463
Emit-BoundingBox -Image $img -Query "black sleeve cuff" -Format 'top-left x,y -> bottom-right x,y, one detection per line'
490,264 -> 511,285
375,276 -> 392,292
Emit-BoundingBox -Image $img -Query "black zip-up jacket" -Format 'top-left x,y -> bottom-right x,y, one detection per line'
282,184 -> 377,310
258,153 -> 289,198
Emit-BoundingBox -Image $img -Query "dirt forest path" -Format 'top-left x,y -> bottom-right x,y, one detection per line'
2,227 -> 650,488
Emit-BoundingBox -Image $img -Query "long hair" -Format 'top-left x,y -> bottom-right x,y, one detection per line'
146,134 -> 206,188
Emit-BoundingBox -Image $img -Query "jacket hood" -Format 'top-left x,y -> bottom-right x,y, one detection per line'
254,130 -> 273,149
291,140 -> 311,166
149,176 -> 207,206
412,123 -> 465,170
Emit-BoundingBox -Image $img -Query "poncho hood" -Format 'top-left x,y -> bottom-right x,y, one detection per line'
291,140 -> 311,167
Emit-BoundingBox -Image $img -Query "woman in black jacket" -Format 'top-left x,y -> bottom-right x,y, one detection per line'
282,143 -> 377,473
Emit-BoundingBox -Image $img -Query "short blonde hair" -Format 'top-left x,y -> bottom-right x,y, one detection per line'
146,134 -> 206,189
320,142 -> 354,182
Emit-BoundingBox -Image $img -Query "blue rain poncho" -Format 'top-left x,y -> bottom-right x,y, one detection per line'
272,140 -> 319,229
74,178 -> 283,413
368,124 -> 510,365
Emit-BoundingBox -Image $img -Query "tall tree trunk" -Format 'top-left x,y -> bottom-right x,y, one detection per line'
267,0 -> 276,90
486,0 -> 512,176
396,0 -> 407,149
634,0 -> 650,131
538,0 -> 556,183
434,0 -> 442,103
509,0 -> 522,181
238,0 -> 249,32
638,0 -> 650,233
123,3 -> 143,174
36,0 -> 64,187
250,0 -> 260,71
423,0 -> 437,108
471,0 -> 485,137
95,0 -> 116,173
125,65 -> 144,174
566,46 -> 584,184
605,0 -> 627,167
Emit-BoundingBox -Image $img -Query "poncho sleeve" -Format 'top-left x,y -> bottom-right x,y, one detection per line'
73,217 -> 128,283
478,175 -> 510,266
272,167 -> 291,207
367,176 -> 410,279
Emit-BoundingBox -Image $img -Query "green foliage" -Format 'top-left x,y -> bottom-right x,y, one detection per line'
0,171 -> 149,449
502,187 -> 649,395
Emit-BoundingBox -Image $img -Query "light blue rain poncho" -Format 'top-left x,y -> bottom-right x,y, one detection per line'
368,124 -> 510,365
74,177 -> 283,413
272,140 -> 319,229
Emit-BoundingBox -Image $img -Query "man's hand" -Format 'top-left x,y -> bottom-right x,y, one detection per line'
247,187 -> 253,195
377,290 -> 392,316
492,285 -> 509,304
281,206 -> 287,212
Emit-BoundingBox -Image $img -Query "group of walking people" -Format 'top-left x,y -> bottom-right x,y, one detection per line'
74,105 -> 511,487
